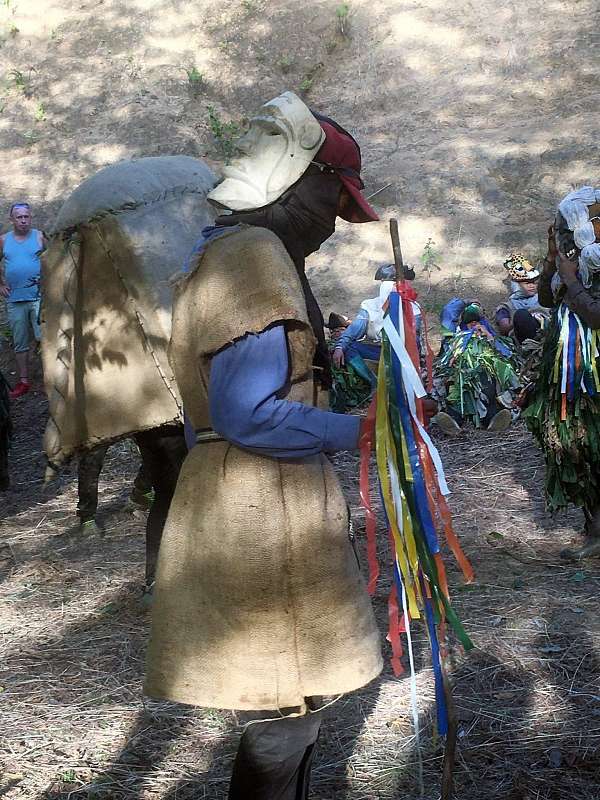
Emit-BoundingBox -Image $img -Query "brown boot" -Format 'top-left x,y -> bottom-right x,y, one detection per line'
560,507 -> 600,561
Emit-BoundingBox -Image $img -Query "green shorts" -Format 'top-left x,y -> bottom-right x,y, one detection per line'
7,300 -> 41,353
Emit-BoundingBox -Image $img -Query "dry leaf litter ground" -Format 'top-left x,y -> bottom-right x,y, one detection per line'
1,347 -> 600,800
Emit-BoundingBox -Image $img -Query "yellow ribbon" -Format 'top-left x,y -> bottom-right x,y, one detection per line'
375,350 -> 421,618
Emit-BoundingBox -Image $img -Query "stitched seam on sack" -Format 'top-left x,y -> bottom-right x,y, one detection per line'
92,222 -> 182,415
50,186 -> 213,236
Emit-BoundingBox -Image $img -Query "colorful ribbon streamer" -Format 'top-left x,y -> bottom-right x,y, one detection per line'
359,281 -> 474,734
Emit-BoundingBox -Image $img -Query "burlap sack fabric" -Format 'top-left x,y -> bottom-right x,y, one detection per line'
145,226 -> 382,710
41,156 -> 217,464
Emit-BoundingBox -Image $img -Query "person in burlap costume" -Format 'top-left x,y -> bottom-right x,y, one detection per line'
144,92 -> 383,798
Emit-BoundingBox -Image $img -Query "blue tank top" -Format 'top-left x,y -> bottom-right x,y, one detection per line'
2,229 -> 42,302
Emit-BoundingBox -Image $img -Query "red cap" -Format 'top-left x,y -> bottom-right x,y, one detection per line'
315,120 -> 379,223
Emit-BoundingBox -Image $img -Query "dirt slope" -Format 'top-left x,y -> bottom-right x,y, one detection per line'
1,0 -> 598,316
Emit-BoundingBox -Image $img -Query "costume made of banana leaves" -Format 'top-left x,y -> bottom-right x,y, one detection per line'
524,302 -> 600,513
329,344 -> 374,412
435,318 -> 520,427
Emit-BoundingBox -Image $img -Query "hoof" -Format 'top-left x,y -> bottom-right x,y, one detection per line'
77,519 -> 103,537
140,581 -> 154,610
560,539 -> 600,561
431,412 -> 462,437
486,409 -> 512,432
129,488 -> 154,511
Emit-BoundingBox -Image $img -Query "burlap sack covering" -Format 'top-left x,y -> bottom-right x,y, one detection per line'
41,156 -> 217,463
145,226 -> 382,711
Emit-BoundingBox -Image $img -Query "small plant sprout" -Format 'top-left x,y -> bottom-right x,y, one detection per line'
9,66 -> 35,95
336,3 -> 350,36
420,237 -> 442,292
278,55 -> 293,73
34,102 -> 46,121
9,69 -> 26,91
23,128 -> 40,144
207,105 -> 242,164
185,64 -> 204,98
299,62 -> 323,96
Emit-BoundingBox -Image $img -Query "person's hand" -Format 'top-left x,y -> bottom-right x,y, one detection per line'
478,323 -> 493,340
558,251 -> 578,282
547,224 -> 558,261
0,283 -> 9,299
332,346 -> 345,368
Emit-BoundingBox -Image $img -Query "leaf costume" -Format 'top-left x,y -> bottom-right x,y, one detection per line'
328,343 -> 373,412
435,321 -> 520,427
524,301 -> 600,513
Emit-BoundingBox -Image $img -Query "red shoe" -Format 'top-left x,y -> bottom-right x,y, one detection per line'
9,380 -> 30,399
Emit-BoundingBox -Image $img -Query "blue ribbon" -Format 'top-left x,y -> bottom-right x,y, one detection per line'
387,292 -> 441,556
421,576 -> 449,735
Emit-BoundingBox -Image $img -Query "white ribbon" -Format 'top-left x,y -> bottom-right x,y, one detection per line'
400,577 -> 424,794
383,302 -> 451,496
560,305 -> 569,396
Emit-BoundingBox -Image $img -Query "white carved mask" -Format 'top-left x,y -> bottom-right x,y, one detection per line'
207,91 -> 325,211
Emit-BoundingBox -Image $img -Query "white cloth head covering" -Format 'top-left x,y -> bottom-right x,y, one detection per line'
360,281 -> 395,342
558,186 -> 600,287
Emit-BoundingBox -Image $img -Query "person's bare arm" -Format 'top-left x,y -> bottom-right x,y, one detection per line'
538,225 -> 558,308
559,253 -> 600,329
0,235 -> 8,298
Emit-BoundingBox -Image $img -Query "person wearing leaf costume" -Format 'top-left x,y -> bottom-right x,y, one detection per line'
525,189 -> 600,560
431,298 -> 517,435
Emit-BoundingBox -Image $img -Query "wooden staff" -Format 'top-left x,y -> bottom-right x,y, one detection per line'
388,216 -> 458,798
389,218 -> 415,282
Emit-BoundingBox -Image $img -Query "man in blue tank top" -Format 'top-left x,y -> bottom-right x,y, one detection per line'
0,203 -> 46,398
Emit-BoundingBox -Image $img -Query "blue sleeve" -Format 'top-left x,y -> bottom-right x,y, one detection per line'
209,324 -> 360,458
440,298 -> 467,334
335,309 -> 369,351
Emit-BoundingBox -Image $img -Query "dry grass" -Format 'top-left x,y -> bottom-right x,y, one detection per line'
1,378 -> 600,799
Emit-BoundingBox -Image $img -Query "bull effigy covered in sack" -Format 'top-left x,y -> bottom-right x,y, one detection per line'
42,156 -> 217,467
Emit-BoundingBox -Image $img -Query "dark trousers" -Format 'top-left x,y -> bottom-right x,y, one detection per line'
513,308 -> 541,344
77,425 -> 187,585
133,424 -> 187,585
77,444 -> 110,523
228,711 -> 322,800
77,443 -> 153,523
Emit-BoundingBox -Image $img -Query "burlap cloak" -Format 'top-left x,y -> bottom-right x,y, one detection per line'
145,226 -> 382,711
41,156 -> 217,464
